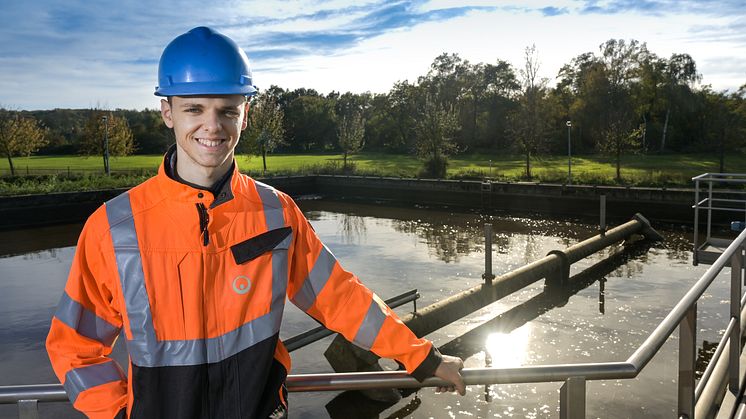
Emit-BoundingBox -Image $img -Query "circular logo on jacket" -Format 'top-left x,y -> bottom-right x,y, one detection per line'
232,275 -> 251,295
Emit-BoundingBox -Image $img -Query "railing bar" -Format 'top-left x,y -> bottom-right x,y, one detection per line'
628,228 -> 746,369
708,198 -> 746,202
678,304 -> 696,418
694,318 -> 737,400
689,206 -> 746,213
692,173 -> 746,181
730,247 -> 743,393
0,363 -> 638,401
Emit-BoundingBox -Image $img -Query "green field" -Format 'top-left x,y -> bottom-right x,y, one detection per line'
1,152 -> 745,195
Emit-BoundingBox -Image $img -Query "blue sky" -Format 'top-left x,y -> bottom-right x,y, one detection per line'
1,0 -> 745,110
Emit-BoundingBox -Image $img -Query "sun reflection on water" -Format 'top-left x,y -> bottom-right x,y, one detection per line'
484,325 -> 532,368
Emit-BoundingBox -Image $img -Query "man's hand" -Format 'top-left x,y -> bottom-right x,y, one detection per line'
433,354 -> 466,395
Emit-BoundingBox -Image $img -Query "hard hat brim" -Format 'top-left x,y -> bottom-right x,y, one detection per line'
155,82 -> 257,97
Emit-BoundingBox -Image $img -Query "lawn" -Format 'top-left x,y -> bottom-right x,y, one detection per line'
0,152 -> 744,195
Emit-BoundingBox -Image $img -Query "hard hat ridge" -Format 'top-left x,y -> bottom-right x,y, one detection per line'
154,26 -> 258,97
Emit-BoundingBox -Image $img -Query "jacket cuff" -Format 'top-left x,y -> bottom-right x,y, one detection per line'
114,407 -> 127,419
410,345 -> 442,382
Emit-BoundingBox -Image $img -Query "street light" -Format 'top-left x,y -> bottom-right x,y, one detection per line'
566,120 -> 572,185
101,116 -> 110,176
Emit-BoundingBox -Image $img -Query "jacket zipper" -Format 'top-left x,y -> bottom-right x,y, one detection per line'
196,203 -> 209,246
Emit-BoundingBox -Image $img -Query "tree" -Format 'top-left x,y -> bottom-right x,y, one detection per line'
505,45 -> 551,179
659,53 -> 699,151
336,108 -> 365,172
80,109 -> 134,172
243,93 -> 286,174
0,109 -> 48,176
598,120 -> 642,182
414,96 -> 459,178
283,93 -> 336,151
597,40 -> 642,181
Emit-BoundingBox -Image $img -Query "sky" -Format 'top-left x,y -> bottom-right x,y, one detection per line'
1,0 -> 745,110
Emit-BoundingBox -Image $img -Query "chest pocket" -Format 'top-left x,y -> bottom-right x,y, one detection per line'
217,226 -> 292,333
231,226 -> 292,264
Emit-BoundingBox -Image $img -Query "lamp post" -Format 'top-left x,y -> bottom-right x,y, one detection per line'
102,116 -> 110,176
566,120 -> 572,185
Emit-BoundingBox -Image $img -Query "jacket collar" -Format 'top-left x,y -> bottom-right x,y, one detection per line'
156,145 -> 237,208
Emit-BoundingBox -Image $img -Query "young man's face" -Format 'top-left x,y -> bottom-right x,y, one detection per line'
160,95 -> 249,174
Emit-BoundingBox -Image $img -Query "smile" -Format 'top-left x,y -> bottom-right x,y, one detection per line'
196,138 -> 226,148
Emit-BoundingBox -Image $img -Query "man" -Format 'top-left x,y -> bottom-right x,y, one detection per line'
46,26 -> 464,418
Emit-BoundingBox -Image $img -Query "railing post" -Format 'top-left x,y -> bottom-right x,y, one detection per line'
693,179 -> 700,265
560,377 -> 586,419
18,399 -> 39,419
483,223 -> 495,285
730,247 -> 744,393
599,195 -> 606,235
678,304 -> 697,418
706,180 -> 713,242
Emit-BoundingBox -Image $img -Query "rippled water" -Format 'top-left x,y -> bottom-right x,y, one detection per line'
0,199 -> 728,418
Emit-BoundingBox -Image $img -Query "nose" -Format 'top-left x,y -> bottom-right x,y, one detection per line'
202,109 -> 222,133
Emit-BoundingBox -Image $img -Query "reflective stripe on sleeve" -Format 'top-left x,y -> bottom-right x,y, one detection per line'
63,360 -> 125,403
353,295 -> 387,351
54,292 -> 120,346
291,244 -> 337,312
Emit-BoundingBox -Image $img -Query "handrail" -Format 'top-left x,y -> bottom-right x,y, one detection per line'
3,232 -> 745,418
629,228 -> 746,370
692,173 -> 746,182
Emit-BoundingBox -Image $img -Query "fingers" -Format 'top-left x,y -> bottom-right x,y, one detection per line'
433,355 -> 467,396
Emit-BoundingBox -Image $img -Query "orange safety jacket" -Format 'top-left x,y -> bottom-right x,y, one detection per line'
46,150 -> 441,419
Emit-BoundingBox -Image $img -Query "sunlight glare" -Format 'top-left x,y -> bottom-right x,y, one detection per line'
484,324 -> 532,368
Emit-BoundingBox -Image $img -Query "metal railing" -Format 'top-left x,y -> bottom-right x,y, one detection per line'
693,173 -> 746,266
2,231 -> 745,418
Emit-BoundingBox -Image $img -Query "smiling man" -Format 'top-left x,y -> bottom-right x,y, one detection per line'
46,26 -> 465,419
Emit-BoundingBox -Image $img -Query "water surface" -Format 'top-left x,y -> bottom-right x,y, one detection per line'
0,200 -> 725,418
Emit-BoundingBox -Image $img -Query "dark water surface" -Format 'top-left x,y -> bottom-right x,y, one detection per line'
0,200 -> 725,418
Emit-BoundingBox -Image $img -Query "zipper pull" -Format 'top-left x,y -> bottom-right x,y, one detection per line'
196,203 -> 210,246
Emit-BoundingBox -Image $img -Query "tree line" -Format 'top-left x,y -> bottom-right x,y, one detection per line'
2,38 -> 745,178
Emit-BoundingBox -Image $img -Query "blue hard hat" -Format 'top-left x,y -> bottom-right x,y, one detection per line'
155,26 -> 257,97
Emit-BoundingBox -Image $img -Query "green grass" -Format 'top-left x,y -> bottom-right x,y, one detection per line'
1,152 -> 744,195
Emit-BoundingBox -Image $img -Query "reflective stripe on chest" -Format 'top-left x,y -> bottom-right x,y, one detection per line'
105,182 -> 289,367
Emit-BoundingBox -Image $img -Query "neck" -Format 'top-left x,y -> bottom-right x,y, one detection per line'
174,147 -> 233,188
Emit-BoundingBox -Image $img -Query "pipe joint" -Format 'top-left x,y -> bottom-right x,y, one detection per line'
546,250 -> 570,286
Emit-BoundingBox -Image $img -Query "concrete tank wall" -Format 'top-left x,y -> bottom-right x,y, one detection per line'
0,174 -> 726,230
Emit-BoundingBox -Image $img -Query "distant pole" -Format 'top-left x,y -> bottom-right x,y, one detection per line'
566,120 -> 572,185
102,116 -> 110,176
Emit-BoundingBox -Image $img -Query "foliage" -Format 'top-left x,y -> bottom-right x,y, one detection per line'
0,109 -> 48,176
9,38 -> 746,171
336,105 -> 366,172
506,45 -> 553,179
242,93 -> 286,173
414,96 -> 459,178
79,109 -> 135,157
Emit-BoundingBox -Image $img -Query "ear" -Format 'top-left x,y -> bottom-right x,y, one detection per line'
240,101 -> 250,131
160,99 -> 174,129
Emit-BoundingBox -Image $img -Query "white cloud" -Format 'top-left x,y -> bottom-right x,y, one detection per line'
1,0 -> 744,109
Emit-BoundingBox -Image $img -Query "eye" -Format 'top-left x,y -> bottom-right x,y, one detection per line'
224,110 -> 240,117
185,107 -> 201,114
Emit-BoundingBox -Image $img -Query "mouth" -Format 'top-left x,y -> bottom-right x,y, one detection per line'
195,138 -> 227,148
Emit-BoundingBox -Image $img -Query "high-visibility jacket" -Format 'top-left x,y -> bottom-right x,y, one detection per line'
46,153 -> 441,419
